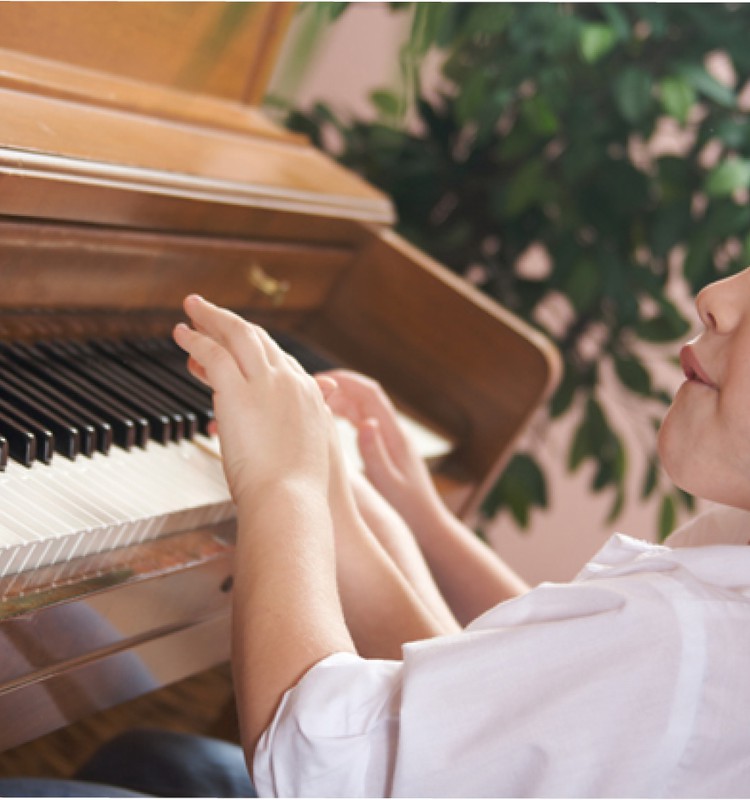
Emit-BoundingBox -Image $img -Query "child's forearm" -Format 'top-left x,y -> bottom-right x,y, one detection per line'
350,471 -> 460,634
328,461 -> 452,655
232,482 -> 355,762
411,502 -> 530,625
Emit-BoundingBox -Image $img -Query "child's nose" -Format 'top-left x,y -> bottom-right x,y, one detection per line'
695,267 -> 750,333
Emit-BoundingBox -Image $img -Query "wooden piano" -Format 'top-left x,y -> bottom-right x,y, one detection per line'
0,3 -> 560,754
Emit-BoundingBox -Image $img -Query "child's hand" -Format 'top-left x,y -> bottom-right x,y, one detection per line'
174,296 -> 336,509
316,370 -> 445,533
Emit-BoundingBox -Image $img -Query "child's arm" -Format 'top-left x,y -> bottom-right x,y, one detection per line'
320,370 -> 530,625
173,298 -> 441,761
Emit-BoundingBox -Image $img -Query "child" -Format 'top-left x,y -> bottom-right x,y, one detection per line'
171,268 -> 750,797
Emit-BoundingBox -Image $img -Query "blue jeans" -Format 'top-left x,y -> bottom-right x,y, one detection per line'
0,729 -> 256,797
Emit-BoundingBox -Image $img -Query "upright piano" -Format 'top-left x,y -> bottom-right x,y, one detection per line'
0,3 -> 560,752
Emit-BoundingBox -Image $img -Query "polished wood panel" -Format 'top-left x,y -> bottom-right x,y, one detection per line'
0,2 -> 295,104
0,87 -> 393,223
306,228 -> 561,516
0,220 -> 354,313
0,525 -> 235,752
0,48 -> 298,141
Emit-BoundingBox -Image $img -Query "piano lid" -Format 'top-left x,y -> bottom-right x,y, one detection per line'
0,3 -> 395,227
0,2 -> 293,105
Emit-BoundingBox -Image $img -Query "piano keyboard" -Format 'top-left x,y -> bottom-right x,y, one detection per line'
0,335 -> 235,585
0,330 -> 452,588
0,437 -> 232,580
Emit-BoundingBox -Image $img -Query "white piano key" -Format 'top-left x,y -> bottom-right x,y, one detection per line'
0,435 -> 234,580
0,408 -> 447,583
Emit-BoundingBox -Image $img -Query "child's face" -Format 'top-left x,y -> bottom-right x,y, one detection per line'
659,266 -> 750,510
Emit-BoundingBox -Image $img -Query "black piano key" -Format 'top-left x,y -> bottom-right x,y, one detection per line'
90,339 -> 198,440
123,339 -> 215,434
67,340 -> 183,443
102,342 -> 213,438
0,436 -> 7,471
109,341 -> 205,427
1,342 -> 117,452
133,338 -> 215,399
0,355 -> 98,456
0,346 -> 106,456
0,399 -> 54,464
0,411 -> 37,467
35,341 -> 152,448
0,379 -> 78,460
43,341 -> 172,445
3,343 -> 137,450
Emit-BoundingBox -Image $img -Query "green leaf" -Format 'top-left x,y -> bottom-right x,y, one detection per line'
464,3 -> 515,38
659,76 -> 696,125
613,354 -> 652,395
606,486 -> 626,524
677,489 -> 696,512
635,299 -> 690,342
683,236 -> 715,291
650,200 -> 691,256
705,158 -> 750,197
591,428 -> 626,493
569,414 -> 594,471
455,71 -> 488,127
593,458 -> 614,491
641,457 -> 659,499
521,94 -> 559,136
370,90 -> 403,120
678,63 -> 735,108
563,259 -> 602,312
614,67 -> 653,123
600,3 -> 631,40
501,158 -> 549,217
481,452 -> 547,527
569,397 -> 608,471
550,361 -> 578,418
580,23 -> 617,63
713,118 -> 750,149
637,4 -> 668,37
658,495 -> 676,541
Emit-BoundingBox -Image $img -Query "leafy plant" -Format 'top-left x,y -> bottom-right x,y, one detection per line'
274,3 -> 750,539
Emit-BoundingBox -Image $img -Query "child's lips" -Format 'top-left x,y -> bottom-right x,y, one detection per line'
680,345 -> 717,389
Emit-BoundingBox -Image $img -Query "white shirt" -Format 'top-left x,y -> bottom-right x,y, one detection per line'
254,505 -> 750,797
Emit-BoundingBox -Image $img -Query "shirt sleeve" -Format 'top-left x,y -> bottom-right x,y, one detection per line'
252,652 -> 403,797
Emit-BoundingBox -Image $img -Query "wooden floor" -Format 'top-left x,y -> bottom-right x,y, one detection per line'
0,664 -> 239,780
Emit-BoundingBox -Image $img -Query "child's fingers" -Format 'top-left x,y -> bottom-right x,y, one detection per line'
182,295 -> 277,377
173,322 -> 242,392
324,370 -> 409,462
357,418 -> 403,493
186,355 -> 210,386
315,374 -> 339,400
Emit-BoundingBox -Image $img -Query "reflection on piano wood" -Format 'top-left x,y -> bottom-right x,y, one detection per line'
0,2 -> 560,754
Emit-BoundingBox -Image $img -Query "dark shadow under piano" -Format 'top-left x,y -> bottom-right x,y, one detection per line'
0,663 -> 239,780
